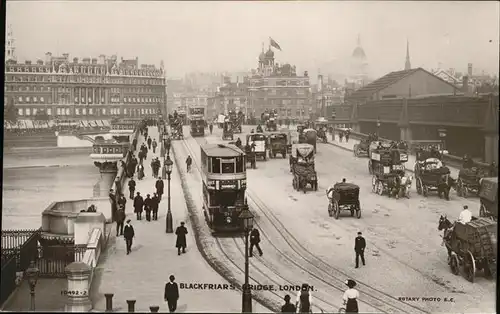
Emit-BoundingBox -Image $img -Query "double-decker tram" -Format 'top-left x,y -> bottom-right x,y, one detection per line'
200,143 -> 247,233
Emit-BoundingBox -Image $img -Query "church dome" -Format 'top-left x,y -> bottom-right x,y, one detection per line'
265,48 -> 274,58
352,46 -> 366,59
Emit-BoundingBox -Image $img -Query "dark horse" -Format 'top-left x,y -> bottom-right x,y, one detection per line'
438,215 -> 455,262
437,172 -> 456,200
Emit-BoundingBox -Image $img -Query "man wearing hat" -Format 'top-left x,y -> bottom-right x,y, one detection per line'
123,219 -> 135,255
458,205 -> 472,224
133,192 -> 144,220
354,232 -> 366,268
343,279 -> 359,313
164,275 -> 179,312
281,295 -> 296,313
175,222 -> 188,255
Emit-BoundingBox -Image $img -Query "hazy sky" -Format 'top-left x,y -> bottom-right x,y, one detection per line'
6,1 -> 500,79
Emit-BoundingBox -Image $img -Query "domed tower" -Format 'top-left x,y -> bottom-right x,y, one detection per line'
258,44 -> 274,77
5,24 -> 16,62
258,42 -> 266,74
350,34 -> 369,85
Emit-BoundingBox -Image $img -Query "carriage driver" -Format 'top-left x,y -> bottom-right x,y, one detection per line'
326,179 -> 346,199
458,205 -> 472,224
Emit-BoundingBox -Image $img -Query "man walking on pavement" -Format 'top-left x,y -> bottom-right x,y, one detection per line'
354,232 -> 366,268
152,193 -> 159,220
164,275 -> 179,312
128,178 -> 136,200
175,222 -> 188,255
152,138 -> 158,153
133,192 -> 144,220
116,206 -> 125,236
132,137 -> 138,152
144,194 -> 153,221
123,219 -> 135,255
249,227 -> 263,257
156,177 -> 164,200
147,136 -> 152,150
109,189 -> 117,222
281,295 -> 296,313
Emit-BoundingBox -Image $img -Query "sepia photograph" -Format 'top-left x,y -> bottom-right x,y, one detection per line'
2,1 -> 498,313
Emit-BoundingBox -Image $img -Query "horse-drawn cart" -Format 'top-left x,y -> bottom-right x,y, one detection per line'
290,144 -> 317,193
479,177 -> 498,220
268,132 -> 288,158
414,149 -> 454,200
456,167 -> 487,198
327,182 -> 361,219
439,216 -> 497,282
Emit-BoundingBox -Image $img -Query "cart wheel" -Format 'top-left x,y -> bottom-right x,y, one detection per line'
314,181 -> 318,191
293,178 -> 296,190
333,201 -> 340,219
449,254 -> 459,275
377,181 -> 384,195
350,209 -> 355,217
416,178 -> 422,195
463,186 -> 468,198
423,185 -> 428,197
444,187 -> 450,201
479,204 -> 486,217
371,176 -> 377,193
328,203 -> 333,217
464,250 -> 476,283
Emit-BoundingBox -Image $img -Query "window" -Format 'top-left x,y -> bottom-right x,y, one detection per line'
33,108 -> 37,115
124,108 -> 128,114
18,108 -> 24,115
89,108 -> 93,114
211,157 -> 221,173
47,108 -> 52,115
102,108 -> 106,115
82,108 -> 87,115
75,108 -> 80,115
34,96 -> 38,103
26,108 -> 31,116
26,96 -> 30,102
236,156 -> 244,172
18,96 -> 23,103
56,108 -> 61,115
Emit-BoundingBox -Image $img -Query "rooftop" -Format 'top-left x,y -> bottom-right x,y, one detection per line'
201,143 -> 244,157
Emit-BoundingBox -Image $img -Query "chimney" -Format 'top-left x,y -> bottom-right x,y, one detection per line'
462,75 -> 469,94
91,58 -> 97,64
99,54 -> 106,64
62,53 -> 69,60
73,57 -> 79,63
468,63 -> 473,77
25,60 -> 32,65
45,52 -> 52,65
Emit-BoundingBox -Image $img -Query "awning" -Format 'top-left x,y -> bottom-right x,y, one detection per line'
48,120 -> 56,127
26,120 -> 34,129
89,120 -> 97,127
102,120 -> 111,127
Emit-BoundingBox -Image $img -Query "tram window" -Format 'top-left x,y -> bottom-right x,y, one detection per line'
212,157 -> 221,173
236,156 -> 243,172
222,162 -> 235,174
209,191 -> 240,207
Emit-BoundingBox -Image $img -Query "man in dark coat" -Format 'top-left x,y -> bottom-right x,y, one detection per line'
281,295 -> 296,313
109,189 -> 117,222
354,231 -> 366,268
175,222 -> 188,255
156,178 -> 164,200
132,138 -> 138,152
144,194 -> 153,221
128,178 -> 136,200
116,207 -> 126,236
249,227 -> 263,257
133,192 -> 144,220
147,136 -> 152,150
152,139 -> 158,153
164,275 -> 179,312
123,219 -> 135,255
117,193 -> 127,210
152,193 -> 160,220
138,150 -> 145,165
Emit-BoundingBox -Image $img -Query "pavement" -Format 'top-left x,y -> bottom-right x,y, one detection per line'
91,126 -> 245,312
1,278 -> 66,311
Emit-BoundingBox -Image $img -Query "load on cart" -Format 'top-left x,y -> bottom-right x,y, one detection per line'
314,118 -> 329,143
456,164 -> 489,198
222,120 -> 234,141
290,143 -> 317,193
170,117 -> 184,140
414,147 -> 454,200
369,142 -> 411,198
299,129 -> 317,153
439,214 -> 497,282
353,133 -> 379,157
327,180 -> 361,219
267,132 -> 288,158
478,177 -> 498,220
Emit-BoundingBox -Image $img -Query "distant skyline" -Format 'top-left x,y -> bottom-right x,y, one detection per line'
6,1 -> 499,80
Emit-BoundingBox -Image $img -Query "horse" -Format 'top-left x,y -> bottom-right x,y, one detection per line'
438,215 -> 455,261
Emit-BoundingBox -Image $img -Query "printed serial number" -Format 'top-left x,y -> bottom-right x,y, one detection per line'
61,290 -> 88,295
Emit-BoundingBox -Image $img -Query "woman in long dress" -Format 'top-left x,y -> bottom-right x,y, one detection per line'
343,279 -> 359,313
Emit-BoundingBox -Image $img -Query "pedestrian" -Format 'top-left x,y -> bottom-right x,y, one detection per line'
354,232 -> 366,268
117,193 -> 126,211
152,139 -> 158,154
138,151 -> 144,165
295,283 -> 313,313
132,138 -> 138,152
281,295 -> 296,313
144,194 -> 152,221
109,189 -> 117,222
123,219 -> 135,255
343,279 -> 359,313
209,123 -> 213,134
147,136 -> 152,150
156,177 -> 164,200
175,222 -> 188,255
345,129 -> 350,143
133,192 -> 144,220
116,206 -> 125,236
128,178 -> 136,200
137,164 -> 145,180
151,159 -> 157,178
339,131 -> 344,143
249,227 -> 263,257
164,275 -> 179,312
152,193 -> 160,220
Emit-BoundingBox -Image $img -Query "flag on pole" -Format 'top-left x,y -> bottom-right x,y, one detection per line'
269,37 -> 281,51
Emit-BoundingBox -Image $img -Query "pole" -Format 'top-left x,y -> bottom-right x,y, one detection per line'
242,229 -> 252,313
30,288 -> 35,311
166,162 -> 173,233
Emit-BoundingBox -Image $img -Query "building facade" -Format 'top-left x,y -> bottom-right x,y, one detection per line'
4,52 -> 166,120
207,81 -> 249,119
5,25 -> 17,62
248,45 -> 311,120
311,74 -> 345,119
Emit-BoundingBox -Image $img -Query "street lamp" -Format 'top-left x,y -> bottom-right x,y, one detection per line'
376,117 -> 381,137
162,133 -> 169,161
165,155 -> 174,234
238,204 -> 254,313
438,128 -> 447,154
26,261 -> 39,311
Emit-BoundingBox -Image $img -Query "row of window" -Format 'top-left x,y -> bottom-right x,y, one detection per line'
5,84 -> 163,94
5,75 -> 165,86
17,107 -> 157,116
13,95 -> 163,105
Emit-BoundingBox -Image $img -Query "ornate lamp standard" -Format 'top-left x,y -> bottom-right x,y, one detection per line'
376,117 -> 381,137
26,261 -> 40,311
162,133 -> 170,162
438,128 -> 447,154
238,204 -> 254,313
165,155 -> 174,234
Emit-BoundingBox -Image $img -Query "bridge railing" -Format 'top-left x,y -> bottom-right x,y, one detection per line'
333,128 -> 490,169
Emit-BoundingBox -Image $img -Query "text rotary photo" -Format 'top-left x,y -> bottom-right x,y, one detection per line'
180,283 -> 315,292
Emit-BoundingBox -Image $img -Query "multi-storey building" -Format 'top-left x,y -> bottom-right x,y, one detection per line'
311,74 -> 345,119
207,79 -> 249,119
4,52 -> 166,120
248,45 -> 311,120
182,92 -> 208,119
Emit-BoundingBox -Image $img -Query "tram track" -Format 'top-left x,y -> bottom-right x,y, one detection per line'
185,132 -> 430,314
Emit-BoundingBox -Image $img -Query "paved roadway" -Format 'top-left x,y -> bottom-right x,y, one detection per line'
92,126 -> 266,313
177,125 -> 495,313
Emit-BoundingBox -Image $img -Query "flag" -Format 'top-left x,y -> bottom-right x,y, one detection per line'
269,37 -> 281,51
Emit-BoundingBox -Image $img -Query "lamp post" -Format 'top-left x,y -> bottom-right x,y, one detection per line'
165,155 -> 174,233
26,261 -> 39,311
376,117 -> 381,137
238,204 -> 254,313
162,133 -> 170,162
438,128 -> 447,154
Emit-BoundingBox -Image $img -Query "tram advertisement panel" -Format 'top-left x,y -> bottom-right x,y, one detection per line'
206,179 -> 247,190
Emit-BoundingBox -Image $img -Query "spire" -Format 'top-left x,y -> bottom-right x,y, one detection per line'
405,39 -> 411,70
